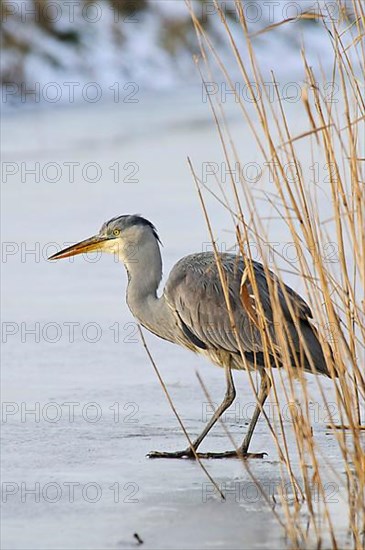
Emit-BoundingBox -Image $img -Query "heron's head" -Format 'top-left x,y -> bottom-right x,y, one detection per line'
48,215 -> 160,262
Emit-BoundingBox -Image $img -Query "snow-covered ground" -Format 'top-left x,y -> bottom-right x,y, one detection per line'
1,84 -> 358,549
2,0 -> 358,108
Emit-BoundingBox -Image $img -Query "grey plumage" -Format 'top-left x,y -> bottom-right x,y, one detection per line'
49,214 -> 334,459
164,252 -> 330,377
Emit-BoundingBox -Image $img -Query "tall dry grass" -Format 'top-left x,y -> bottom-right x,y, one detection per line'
185,0 -> 364,548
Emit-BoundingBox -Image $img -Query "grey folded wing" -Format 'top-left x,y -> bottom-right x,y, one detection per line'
163,252 -> 329,375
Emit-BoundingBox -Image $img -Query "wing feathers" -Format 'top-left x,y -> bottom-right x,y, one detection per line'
164,252 -> 329,375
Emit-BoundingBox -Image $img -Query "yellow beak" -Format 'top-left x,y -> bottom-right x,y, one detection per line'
48,235 -> 110,260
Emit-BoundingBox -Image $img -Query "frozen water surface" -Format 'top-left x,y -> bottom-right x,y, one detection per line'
1,88 -> 355,549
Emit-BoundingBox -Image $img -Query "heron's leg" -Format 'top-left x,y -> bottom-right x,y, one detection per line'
241,369 -> 272,453
147,362 -> 236,459
191,362 -> 236,450
198,370 -> 271,459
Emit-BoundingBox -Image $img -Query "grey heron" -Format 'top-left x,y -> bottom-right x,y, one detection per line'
49,214 -> 334,459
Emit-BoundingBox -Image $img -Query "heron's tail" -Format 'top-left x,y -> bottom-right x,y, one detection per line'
295,320 -> 338,378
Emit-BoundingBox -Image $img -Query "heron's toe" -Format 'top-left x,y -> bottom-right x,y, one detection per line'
195,450 -> 268,459
243,451 -> 268,459
146,449 -> 195,459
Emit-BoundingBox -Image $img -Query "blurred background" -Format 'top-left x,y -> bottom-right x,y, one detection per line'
1,0 -> 356,106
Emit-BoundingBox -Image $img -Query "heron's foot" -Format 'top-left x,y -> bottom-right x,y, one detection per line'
147,448 -> 195,459
147,448 -> 267,459
195,450 -> 267,459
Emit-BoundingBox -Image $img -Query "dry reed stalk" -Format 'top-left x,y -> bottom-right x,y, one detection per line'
137,326 -> 225,499
187,0 -> 364,547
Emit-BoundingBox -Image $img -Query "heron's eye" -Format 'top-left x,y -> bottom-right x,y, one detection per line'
113,229 -> 120,236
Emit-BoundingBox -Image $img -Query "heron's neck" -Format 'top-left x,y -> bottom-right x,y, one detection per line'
119,235 -> 167,335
